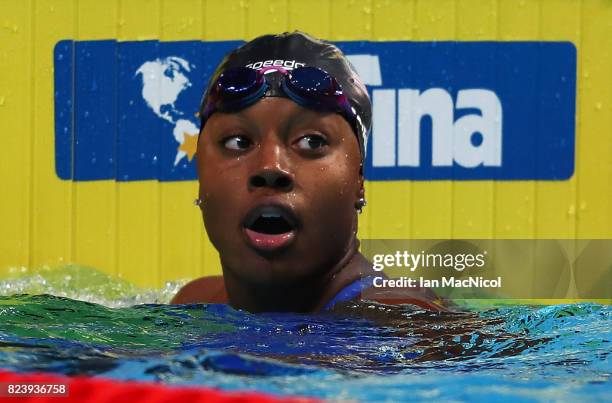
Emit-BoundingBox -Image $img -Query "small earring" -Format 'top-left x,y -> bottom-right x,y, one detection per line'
355,197 -> 367,214
194,198 -> 203,207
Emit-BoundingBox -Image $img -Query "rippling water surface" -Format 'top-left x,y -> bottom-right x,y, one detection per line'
0,266 -> 610,402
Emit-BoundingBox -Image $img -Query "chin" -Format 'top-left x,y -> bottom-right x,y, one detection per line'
227,252 -> 301,284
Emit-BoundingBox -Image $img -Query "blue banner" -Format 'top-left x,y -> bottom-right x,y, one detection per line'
54,40 -> 576,181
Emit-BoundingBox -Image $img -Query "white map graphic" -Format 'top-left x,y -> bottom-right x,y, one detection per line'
135,56 -> 199,166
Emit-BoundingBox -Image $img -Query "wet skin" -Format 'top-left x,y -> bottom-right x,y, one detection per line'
172,97 -> 370,312
171,97 -> 449,313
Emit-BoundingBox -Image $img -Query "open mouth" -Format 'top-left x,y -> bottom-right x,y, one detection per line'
242,205 -> 298,251
248,213 -> 294,235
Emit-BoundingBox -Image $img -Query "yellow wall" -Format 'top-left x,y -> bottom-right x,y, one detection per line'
0,0 -> 610,288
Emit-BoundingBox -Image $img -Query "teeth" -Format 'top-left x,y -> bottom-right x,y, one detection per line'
261,213 -> 281,219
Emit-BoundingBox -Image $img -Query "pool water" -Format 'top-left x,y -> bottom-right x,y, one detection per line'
0,266 -> 610,402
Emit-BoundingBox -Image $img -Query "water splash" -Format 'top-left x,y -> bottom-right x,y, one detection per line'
0,265 -> 185,307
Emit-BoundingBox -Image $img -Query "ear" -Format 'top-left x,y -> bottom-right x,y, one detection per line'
356,170 -> 365,199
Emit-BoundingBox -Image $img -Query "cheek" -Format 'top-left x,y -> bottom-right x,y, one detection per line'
196,145 -> 244,242
303,165 -> 359,234
197,142 -> 238,194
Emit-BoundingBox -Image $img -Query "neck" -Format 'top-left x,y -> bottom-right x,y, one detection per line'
222,238 -> 370,313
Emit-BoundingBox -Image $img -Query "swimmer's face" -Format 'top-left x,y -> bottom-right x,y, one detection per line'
196,97 -> 364,286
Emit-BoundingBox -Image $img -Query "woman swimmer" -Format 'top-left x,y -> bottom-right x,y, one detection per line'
171,32 -> 447,313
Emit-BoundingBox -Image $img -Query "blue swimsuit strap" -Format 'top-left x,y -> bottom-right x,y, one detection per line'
321,276 -> 376,311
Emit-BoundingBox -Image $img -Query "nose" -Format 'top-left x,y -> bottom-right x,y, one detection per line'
248,140 -> 294,192
249,169 -> 293,191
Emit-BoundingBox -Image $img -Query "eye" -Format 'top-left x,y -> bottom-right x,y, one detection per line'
295,134 -> 328,151
222,135 -> 252,151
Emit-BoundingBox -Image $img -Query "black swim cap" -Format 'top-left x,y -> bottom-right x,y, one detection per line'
199,31 -> 372,160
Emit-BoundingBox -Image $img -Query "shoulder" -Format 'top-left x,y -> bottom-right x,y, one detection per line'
170,275 -> 228,304
361,281 -> 454,312
320,274 -> 454,312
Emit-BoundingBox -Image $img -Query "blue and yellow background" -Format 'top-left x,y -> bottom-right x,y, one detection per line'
0,0 -> 610,290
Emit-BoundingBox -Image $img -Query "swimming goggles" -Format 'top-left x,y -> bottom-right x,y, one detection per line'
199,66 -> 364,144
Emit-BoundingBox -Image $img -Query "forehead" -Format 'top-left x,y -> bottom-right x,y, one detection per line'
203,97 -> 353,135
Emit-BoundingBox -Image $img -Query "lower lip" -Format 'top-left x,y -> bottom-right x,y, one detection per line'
244,228 -> 296,251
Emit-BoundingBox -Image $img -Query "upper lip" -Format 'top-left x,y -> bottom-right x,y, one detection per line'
242,203 -> 300,231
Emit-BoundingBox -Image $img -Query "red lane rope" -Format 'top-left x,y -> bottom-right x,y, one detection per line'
0,370 -> 321,403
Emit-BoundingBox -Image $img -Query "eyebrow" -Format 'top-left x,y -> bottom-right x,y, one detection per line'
233,103 -> 334,138
280,108 -> 313,135
226,110 -> 260,131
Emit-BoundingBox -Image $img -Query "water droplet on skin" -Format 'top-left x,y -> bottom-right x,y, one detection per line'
595,102 -> 602,110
